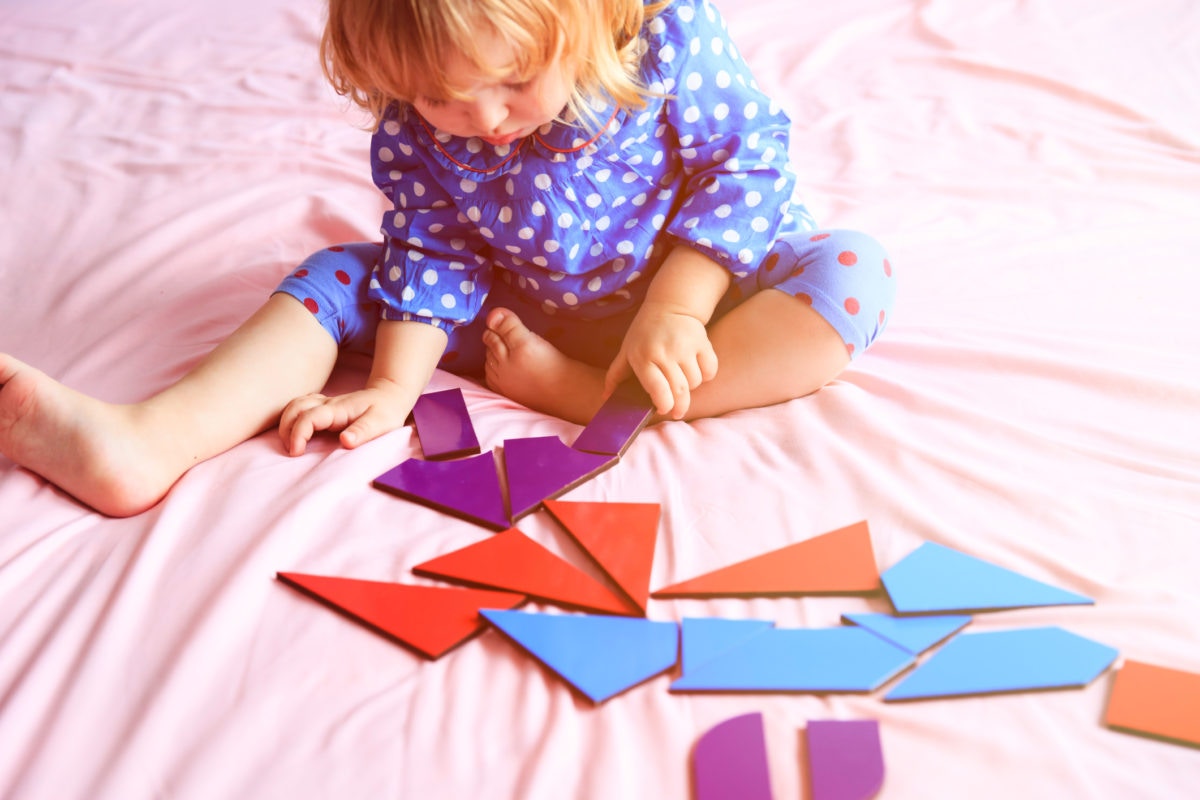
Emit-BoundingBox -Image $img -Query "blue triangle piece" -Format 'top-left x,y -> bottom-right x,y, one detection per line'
882,542 -> 1094,614
883,625 -> 1119,701
671,626 -> 914,693
680,617 -> 775,674
481,610 -> 679,703
842,612 -> 971,654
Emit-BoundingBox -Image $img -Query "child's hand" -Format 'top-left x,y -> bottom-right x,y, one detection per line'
278,382 -> 414,456
605,301 -> 718,420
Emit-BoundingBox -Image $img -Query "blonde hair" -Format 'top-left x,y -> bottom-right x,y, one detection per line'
321,0 -> 670,130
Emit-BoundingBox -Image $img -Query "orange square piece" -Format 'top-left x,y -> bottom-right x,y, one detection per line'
1104,659 -> 1200,748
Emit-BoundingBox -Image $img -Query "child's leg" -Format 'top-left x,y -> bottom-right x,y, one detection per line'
0,244 -> 382,517
482,229 -> 894,423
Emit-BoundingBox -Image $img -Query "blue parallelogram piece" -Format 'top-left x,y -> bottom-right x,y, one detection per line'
882,542 -> 1093,614
480,609 -> 678,703
842,612 -> 971,655
671,626 -> 914,693
680,617 -> 777,674
883,625 -> 1119,701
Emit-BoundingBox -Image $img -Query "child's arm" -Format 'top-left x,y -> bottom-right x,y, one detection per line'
278,319 -> 447,455
604,245 -> 729,420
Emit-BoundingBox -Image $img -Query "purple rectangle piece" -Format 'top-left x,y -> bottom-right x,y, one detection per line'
571,379 -> 654,457
411,388 -> 481,460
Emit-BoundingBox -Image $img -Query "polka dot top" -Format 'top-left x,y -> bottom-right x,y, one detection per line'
367,0 -> 816,332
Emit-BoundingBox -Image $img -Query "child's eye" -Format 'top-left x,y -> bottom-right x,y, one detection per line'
505,80 -> 533,93
420,96 -> 447,108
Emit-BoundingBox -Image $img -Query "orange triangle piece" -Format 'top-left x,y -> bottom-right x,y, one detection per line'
276,572 -> 525,659
1104,659 -> 1200,748
543,499 -> 660,613
413,529 -> 642,616
652,520 -> 880,598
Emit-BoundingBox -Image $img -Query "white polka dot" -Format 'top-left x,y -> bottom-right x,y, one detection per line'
498,206 -> 513,223
397,142 -> 413,157
466,138 -> 482,154
745,191 -> 762,207
384,120 -> 401,136
557,213 -> 574,228
460,178 -> 477,193
686,72 -> 703,91
713,104 -> 729,121
393,211 -> 406,227
422,269 -> 438,285
460,280 -> 475,294
450,238 -> 466,251
401,285 -> 415,301
683,106 -> 701,124
714,204 -> 732,218
588,277 -> 603,292
586,193 -> 603,208
617,240 -> 634,255
716,70 -> 731,88
739,249 -> 755,264
416,308 -> 432,317
544,240 -> 561,253
466,207 -> 481,222
744,101 -> 759,119
659,44 -> 675,63
751,217 -> 770,233
723,229 -> 742,243
595,168 -> 612,183
378,146 -> 394,161
518,226 -> 534,240
562,292 -> 579,306
449,261 -> 465,271
390,266 -> 402,282
535,173 -> 552,190
441,294 -> 456,309
389,170 -> 403,181
412,182 -> 426,197
711,38 -> 724,55
479,227 -> 494,239
532,201 -> 547,216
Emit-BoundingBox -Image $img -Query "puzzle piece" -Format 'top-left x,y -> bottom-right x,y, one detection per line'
693,713 -> 774,800
503,436 -> 618,521
571,379 -> 654,457
841,612 -> 971,655
671,626 -> 913,693
806,720 -> 885,800
481,609 -> 678,703
543,499 -> 660,613
883,625 -> 1118,701
881,542 -> 1093,614
410,387 -> 480,460
372,450 -> 509,531
1104,659 -> 1200,748
653,521 -> 880,598
680,617 -> 776,675
412,528 -> 640,616
276,572 -> 524,659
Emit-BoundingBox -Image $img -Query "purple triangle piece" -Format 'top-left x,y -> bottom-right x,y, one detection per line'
411,388 -> 480,460
502,436 -> 618,521
571,379 -> 654,457
372,451 -> 509,531
694,712 -> 774,800
806,720 -> 885,800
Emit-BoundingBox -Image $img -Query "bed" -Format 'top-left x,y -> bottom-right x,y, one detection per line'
2,0 -> 1199,796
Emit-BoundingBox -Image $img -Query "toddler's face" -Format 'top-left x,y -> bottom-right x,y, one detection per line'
413,33 -> 575,147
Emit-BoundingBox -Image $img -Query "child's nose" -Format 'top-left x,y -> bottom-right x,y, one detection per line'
470,98 -> 508,134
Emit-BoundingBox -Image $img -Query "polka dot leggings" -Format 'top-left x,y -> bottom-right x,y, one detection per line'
274,230 -> 895,375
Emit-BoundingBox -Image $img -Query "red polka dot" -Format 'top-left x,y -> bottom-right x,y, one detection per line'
879,310 -> 886,325
846,343 -> 856,356
884,259 -> 892,277
763,253 -> 781,271
441,350 -> 459,364
359,302 -> 374,312
796,292 -> 813,305
328,245 -> 345,252
810,233 -> 831,241
838,251 -> 858,266
844,297 -> 860,315
789,264 -> 806,277
303,298 -> 320,314
294,269 -> 309,278
335,270 -> 351,285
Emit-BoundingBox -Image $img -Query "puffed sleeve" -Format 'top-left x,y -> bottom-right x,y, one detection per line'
368,108 -> 493,331
649,0 -> 799,274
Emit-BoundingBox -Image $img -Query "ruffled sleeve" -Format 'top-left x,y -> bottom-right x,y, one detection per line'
648,0 -> 799,274
368,107 -> 494,331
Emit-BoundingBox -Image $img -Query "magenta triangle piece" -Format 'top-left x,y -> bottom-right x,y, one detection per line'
412,528 -> 641,616
571,379 -> 654,457
502,436 -> 618,521
411,387 -> 480,460
806,720 -> 885,800
372,451 -> 508,531
694,712 -> 774,800
276,572 -> 525,659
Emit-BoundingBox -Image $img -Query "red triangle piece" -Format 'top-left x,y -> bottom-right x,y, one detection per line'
543,499 -> 660,613
652,520 -> 880,598
412,529 -> 642,616
276,572 -> 526,659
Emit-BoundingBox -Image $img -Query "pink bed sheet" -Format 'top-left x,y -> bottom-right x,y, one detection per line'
2,0 -> 1199,797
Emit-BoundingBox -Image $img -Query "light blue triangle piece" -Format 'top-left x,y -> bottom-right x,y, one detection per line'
680,617 -> 775,674
842,612 -> 971,654
882,542 -> 1094,614
883,625 -> 1119,701
671,626 -> 914,692
481,610 -> 678,703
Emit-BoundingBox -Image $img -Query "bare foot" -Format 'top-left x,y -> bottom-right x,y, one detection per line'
481,308 -> 607,424
0,355 -> 181,516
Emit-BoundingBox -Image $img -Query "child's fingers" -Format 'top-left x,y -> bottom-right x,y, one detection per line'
279,393 -> 327,455
603,355 -> 633,399
340,404 -> 399,449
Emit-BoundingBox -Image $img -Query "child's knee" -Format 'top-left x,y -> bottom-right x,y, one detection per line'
759,229 -> 896,359
274,242 -> 382,352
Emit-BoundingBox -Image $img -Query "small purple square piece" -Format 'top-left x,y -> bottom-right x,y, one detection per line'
411,388 -> 480,460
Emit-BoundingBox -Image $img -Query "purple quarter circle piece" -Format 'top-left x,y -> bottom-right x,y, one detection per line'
806,719 -> 885,800
693,712 -> 774,800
